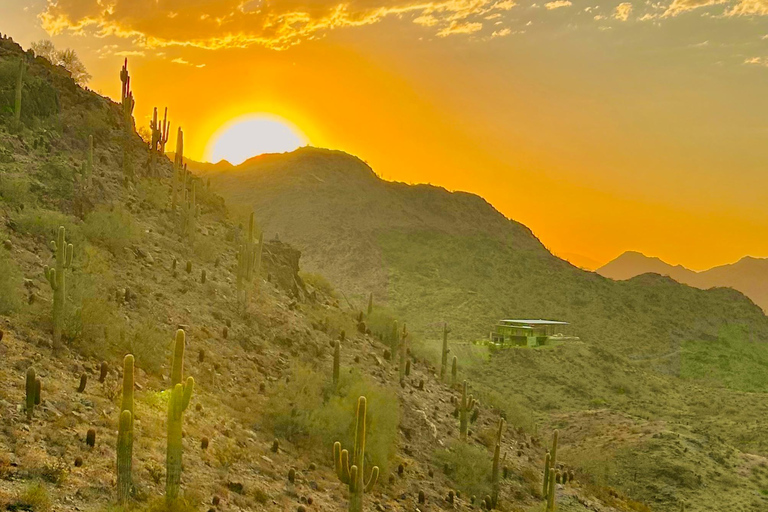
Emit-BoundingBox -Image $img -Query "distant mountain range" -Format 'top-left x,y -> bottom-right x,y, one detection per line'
597,251 -> 768,311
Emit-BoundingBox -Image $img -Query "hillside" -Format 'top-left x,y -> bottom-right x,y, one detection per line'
2,34 -> 768,512
598,251 -> 768,312
187,148 -> 768,511
188,148 -> 768,357
0,34 -> 665,512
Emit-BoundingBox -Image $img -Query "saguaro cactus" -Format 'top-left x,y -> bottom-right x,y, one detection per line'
451,356 -> 458,387
440,323 -> 451,381
14,57 -> 24,123
333,396 -> 379,512
333,340 -> 340,386
236,213 -> 263,306
172,128 -> 184,210
542,452 -> 551,497
546,467 -> 556,511
458,380 -> 476,440
166,330 -> 194,501
44,226 -> 73,349
491,418 -> 505,508
117,354 -> 134,503
120,59 -> 135,184
160,107 -> 170,154
25,367 -> 35,420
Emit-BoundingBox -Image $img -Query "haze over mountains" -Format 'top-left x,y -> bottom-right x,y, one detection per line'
598,251 -> 768,312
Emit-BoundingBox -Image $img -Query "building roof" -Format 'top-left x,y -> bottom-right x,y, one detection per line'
499,319 -> 569,326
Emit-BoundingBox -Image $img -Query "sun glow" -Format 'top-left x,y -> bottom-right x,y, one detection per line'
205,114 -> 308,165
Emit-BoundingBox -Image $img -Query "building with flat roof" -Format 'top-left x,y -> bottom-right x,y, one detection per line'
491,319 -> 572,347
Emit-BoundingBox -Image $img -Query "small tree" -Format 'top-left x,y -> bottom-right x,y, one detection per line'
30,40 -> 92,85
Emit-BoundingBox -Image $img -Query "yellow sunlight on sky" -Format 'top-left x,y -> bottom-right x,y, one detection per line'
3,0 -> 768,272
205,115 -> 309,165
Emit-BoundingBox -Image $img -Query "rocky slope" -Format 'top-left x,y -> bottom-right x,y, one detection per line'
0,34 -> 646,512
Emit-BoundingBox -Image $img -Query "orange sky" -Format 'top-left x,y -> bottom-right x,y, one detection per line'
3,0 -> 768,270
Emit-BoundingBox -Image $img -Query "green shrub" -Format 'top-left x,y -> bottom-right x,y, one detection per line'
11,208 -> 80,243
366,307 -> 399,347
434,440 -> 493,499
0,58 -> 59,124
17,481 -> 52,512
0,245 -> 23,314
38,158 -> 75,199
136,178 -> 168,211
265,363 -> 398,474
83,205 -> 136,255
0,174 -> 33,207
300,272 -> 336,297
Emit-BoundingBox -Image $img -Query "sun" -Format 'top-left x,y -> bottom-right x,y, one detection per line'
205,114 -> 308,165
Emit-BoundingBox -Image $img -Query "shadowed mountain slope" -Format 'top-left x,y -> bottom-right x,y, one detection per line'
190,148 -> 768,359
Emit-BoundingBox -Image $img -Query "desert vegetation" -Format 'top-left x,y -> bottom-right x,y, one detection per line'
0,30 -> 766,512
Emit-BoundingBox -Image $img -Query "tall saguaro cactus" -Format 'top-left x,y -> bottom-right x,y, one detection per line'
333,396 -> 379,512
172,128 -> 184,210
451,356 -> 458,387
440,323 -> 451,381
160,107 -> 170,154
542,430 -> 559,506
14,57 -> 24,124
458,380 -> 476,440
236,213 -> 263,306
117,354 -> 134,503
491,418 -> 505,508
166,330 -> 194,501
546,467 -> 556,511
120,58 -> 135,184
44,226 -> 73,349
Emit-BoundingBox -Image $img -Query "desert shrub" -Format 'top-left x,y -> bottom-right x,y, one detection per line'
366,307 -> 399,347
477,387 -> 535,433
112,319 -> 167,375
11,208 -> 80,243
434,439 -> 492,499
0,245 -> 23,314
38,158 -> 75,199
16,481 -> 52,511
62,268 -> 120,346
0,174 -> 33,207
193,237 -> 219,263
83,205 -> 136,255
265,363 -> 398,474
0,58 -> 59,124
136,178 -> 168,211
300,271 -> 336,297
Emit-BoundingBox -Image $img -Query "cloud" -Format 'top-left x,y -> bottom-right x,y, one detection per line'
614,2 -> 634,20
492,27 -> 512,36
437,21 -> 484,36
172,57 -> 206,68
727,0 -> 768,15
545,0 -> 573,9
39,0 -> 520,51
660,0 -> 768,16
745,56 -> 768,66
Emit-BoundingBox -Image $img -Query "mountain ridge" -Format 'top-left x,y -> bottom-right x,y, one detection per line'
598,250 -> 768,311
